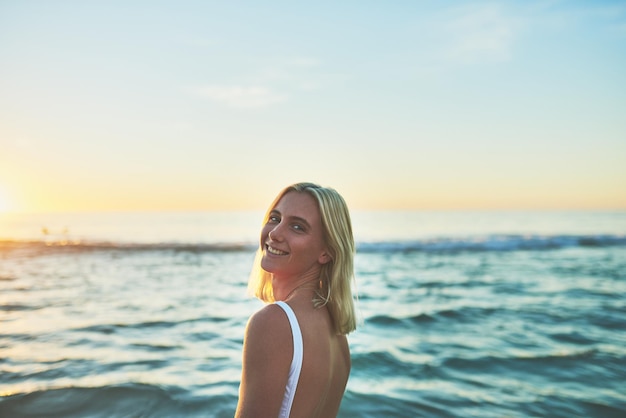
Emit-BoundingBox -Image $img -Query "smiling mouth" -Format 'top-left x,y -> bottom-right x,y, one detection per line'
266,245 -> 289,256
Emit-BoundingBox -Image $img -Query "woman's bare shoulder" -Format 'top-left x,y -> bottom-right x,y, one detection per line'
244,304 -> 291,347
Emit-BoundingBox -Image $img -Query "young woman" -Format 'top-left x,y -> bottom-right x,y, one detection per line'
235,182 -> 357,418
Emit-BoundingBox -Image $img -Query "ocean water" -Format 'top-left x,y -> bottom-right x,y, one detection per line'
1,210 -> 625,417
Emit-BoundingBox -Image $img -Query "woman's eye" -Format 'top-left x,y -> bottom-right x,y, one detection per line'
292,224 -> 305,232
269,215 -> 280,223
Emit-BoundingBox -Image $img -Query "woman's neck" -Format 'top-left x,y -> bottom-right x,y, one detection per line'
272,275 -> 320,302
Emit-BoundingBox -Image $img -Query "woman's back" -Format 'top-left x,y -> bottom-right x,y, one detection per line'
285,298 -> 351,417
235,297 -> 350,418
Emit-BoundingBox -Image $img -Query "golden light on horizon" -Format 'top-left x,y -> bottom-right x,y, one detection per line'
0,185 -> 14,213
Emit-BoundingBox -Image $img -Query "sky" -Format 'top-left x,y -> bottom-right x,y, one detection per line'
1,0 -> 625,213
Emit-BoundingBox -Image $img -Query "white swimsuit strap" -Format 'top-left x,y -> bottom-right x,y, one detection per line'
275,301 -> 303,418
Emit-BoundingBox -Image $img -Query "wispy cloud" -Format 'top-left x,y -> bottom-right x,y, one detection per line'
253,56 -> 323,88
437,1 -> 626,66
192,56 -> 325,108
195,85 -> 287,108
442,3 -> 520,64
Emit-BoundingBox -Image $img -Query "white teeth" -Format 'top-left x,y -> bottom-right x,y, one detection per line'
267,245 -> 288,255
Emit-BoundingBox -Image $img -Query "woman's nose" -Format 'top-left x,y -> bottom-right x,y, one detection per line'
268,225 -> 283,241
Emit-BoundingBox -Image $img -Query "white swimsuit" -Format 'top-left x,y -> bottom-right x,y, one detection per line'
275,301 -> 303,418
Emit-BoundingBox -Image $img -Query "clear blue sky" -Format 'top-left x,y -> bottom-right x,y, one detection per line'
1,0 -> 625,212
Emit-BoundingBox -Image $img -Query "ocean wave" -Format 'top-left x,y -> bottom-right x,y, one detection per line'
0,383 -> 237,418
2,234 -> 625,256
357,234 -> 626,253
0,240 -> 257,255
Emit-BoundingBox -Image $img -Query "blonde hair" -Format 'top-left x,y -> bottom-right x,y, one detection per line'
248,182 -> 357,335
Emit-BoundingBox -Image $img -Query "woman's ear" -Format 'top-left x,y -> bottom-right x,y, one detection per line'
318,251 -> 332,264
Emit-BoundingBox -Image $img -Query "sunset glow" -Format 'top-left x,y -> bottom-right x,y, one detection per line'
0,186 -> 12,213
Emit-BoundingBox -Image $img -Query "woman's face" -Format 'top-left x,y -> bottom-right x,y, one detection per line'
260,191 -> 330,281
